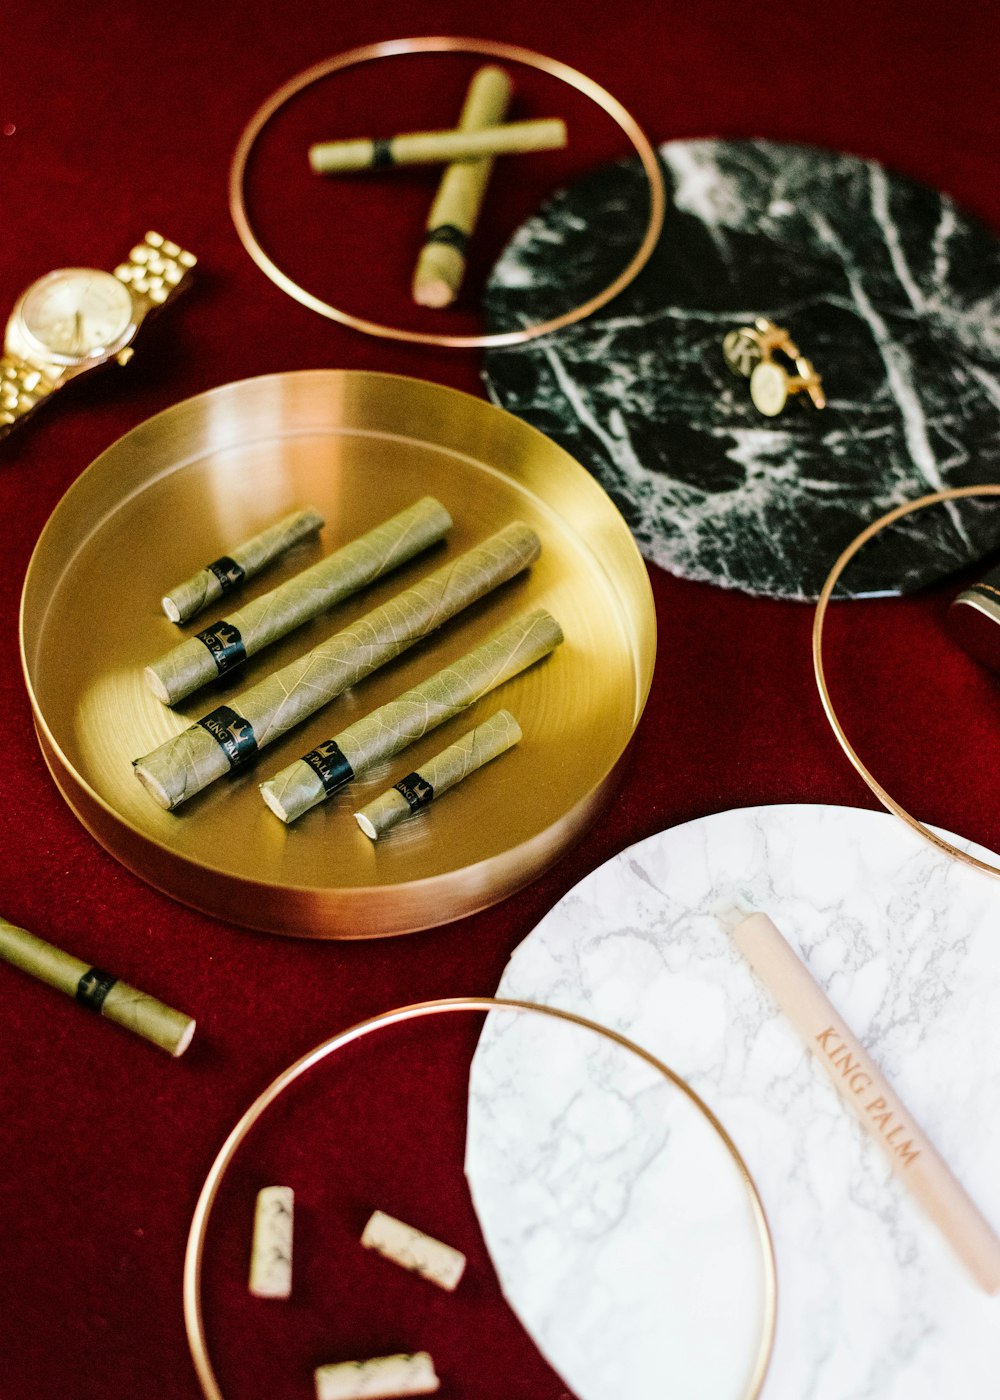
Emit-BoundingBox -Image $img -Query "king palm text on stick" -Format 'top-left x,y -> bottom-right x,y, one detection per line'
133,522 -> 541,811
731,910 -> 1000,1294
309,119 -> 566,174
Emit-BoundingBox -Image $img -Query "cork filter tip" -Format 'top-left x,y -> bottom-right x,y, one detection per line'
412,278 -> 454,309
259,784 -> 291,823
173,1017 -> 197,1057
144,666 -> 172,705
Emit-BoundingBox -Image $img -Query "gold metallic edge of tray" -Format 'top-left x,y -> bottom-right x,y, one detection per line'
35,721 -> 627,938
20,370 -> 657,939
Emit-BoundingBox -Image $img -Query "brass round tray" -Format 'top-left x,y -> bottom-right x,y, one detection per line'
20,371 -> 656,938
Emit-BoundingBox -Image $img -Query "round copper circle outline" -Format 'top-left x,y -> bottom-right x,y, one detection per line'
229,36 -> 667,348
183,997 -> 777,1400
813,483 -> 1000,878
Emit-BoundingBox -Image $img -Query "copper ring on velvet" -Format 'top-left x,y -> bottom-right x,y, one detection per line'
813,483 -> 1000,879
228,37 -> 667,348
183,997 -> 777,1400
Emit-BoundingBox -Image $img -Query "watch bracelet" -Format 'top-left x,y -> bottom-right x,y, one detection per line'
0,356 -> 58,435
114,230 -> 196,307
1,233 -> 196,437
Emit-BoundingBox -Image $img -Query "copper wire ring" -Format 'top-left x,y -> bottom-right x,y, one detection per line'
229,37 -> 666,348
813,483 -> 1000,878
183,997 -> 777,1400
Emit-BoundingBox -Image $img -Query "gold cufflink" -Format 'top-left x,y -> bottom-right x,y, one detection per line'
750,353 -> 825,416
723,318 -> 782,376
723,318 -> 825,417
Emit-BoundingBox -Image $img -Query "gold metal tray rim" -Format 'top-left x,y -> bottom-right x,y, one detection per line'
35,722 -> 625,938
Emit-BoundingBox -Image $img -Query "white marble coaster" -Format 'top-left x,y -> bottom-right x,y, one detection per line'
468,1009 -> 772,1400
465,804 -> 1000,1400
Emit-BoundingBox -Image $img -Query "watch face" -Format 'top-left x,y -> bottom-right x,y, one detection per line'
19,268 -> 133,363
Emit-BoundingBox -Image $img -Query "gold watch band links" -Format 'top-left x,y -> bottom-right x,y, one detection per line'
0,355 -> 58,432
114,231 -> 197,306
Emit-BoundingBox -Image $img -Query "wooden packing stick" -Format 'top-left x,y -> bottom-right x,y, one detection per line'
412,65 -> 512,309
315,1353 -> 439,1400
248,1186 -> 293,1299
259,608 -> 559,824
133,523 -> 541,811
360,1209 -> 467,1290
162,506 -> 325,624
355,710 -> 521,841
0,913 -> 195,1056
146,498 -> 452,706
308,119 -> 566,174
732,911 -> 1000,1294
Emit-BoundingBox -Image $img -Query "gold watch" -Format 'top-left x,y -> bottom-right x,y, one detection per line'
1,232 -> 196,439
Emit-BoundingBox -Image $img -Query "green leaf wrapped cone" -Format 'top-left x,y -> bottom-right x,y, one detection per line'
146,497 -> 452,705
0,914 -> 195,1057
354,709 -> 523,841
260,610 -> 559,824
160,505 -> 326,624
133,522 -> 541,811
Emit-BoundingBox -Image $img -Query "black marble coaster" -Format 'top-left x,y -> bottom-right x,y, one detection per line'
483,139 -> 1000,600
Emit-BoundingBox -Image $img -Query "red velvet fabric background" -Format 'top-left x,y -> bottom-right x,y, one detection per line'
2,3 -> 999,1398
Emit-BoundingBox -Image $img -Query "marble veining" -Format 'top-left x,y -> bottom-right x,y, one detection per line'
465,805 -> 1000,1399
467,1007 -> 769,1400
483,140 -> 1000,600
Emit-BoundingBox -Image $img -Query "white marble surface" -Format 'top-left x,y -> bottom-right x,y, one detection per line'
467,1009 -> 770,1400
465,805 -> 1000,1399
